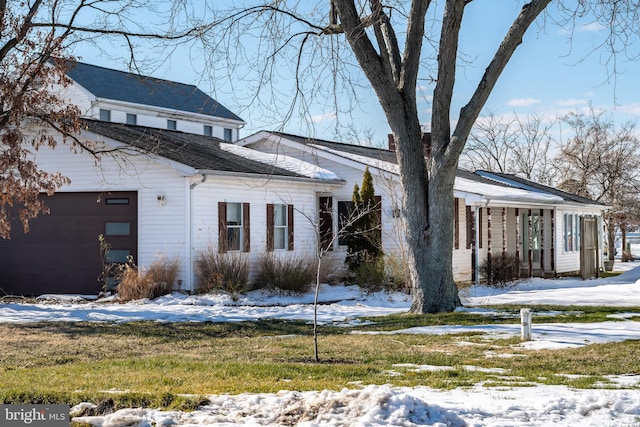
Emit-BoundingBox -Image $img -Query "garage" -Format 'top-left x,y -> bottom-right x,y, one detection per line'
0,191 -> 137,296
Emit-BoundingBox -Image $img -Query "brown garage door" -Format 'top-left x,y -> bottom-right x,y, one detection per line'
0,191 -> 137,296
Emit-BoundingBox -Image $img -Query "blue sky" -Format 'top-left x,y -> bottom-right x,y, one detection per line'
71,2 -> 640,147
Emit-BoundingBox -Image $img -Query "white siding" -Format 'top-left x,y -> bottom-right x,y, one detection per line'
245,139 -> 420,277
56,80 -> 243,140
452,198 -> 472,283
190,176 -> 328,285
554,208 -> 590,274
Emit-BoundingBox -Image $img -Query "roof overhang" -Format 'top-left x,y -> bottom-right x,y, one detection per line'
93,98 -> 246,127
194,169 -> 345,186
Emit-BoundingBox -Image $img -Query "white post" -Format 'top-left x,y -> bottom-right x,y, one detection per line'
521,308 -> 532,341
475,206 -> 481,286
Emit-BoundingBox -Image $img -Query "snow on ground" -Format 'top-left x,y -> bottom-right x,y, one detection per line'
4,263 -> 640,426
72,384 -> 640,427
461,260 -> 640,307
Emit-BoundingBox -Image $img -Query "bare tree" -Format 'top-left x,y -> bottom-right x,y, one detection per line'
462,112 -> 557,184
512,113 -> 557,185
462,112 -> 518,173
0,1 -> 80,238
187,1 -> 640,313
296,196 -> 380,362
556,106 -> 640,261
0,1 -> 208,239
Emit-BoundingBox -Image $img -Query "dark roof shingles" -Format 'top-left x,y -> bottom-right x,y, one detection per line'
83,120 -> 297,177
63,60 -> 243,122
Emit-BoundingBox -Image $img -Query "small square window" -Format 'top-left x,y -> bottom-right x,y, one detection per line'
224,128 -> 233,142
105,249 -> 130,263
99,109 -> 111,121
126,113 -> 137,125
105,222 -> 131,236
167,119 -> 177,130
204,125 -> 213,137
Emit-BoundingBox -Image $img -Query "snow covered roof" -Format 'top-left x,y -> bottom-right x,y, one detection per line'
82,120 -> 327,180
220,144 -> 342,181
476,171 -> 606,206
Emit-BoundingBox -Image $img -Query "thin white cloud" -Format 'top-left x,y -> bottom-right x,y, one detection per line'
580,22 -> 606,32
506,98 -> 541,107
556,99 -> 588,107
614,103 -> 640,117
310,111 -> 337,124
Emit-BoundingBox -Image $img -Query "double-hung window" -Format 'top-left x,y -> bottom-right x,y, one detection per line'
224,128 -> 233,142
564,213 -> 581,252
218,202 -> 250,253
226,202 -> 243,251
267,204 -> 293,251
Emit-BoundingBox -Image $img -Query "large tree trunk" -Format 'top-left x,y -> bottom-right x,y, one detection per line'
333,0 -> 550,313
390,120 -> 461,313
414,159 -> 461,313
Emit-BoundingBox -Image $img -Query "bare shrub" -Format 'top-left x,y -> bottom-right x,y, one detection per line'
194,247 -> 249,294
384,254 -> 411,293
116,256 -> 180,302
480,253 -> 521,288
317,256 -> 348,285
353,258 -> 387,294
255,253 -> 315,294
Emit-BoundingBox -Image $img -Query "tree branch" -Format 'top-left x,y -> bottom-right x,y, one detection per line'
431,0 -> 464,157
451,0 -> 551,159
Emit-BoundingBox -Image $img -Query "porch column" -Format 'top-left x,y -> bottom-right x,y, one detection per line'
475,206 -> 480,286
540,209 -> 545,276
515,208 -> 520,261
528,209 -> 533,278
487,207 -> 492,266
550,209 -> 555,274
502,207 -> 507,254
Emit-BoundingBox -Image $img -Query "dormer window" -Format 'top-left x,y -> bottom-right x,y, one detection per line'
204,125 -> 213,137
224,128 -> 233,142
99,109 -> 111,121
126,113 -> 137,125
167,119 -> 177,130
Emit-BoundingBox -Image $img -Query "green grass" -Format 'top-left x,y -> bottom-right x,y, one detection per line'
1,307 -> 639,410
600,271 -> 623,278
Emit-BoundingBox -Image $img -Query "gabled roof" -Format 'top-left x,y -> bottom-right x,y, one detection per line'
476,171 -> 606,206
250,131 -> 603,207
268,131 -> 398,163
82,120 -> 303,178
60,59 -> 243,122
262,132 -> 515,186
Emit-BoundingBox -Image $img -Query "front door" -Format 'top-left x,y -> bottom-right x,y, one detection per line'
521,211 -> 541,276
580,216 -> 599,279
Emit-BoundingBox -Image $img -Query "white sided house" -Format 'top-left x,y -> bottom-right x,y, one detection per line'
0,60 -> 608,296
0,62 -> 342,296
238,131 -> 608,283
